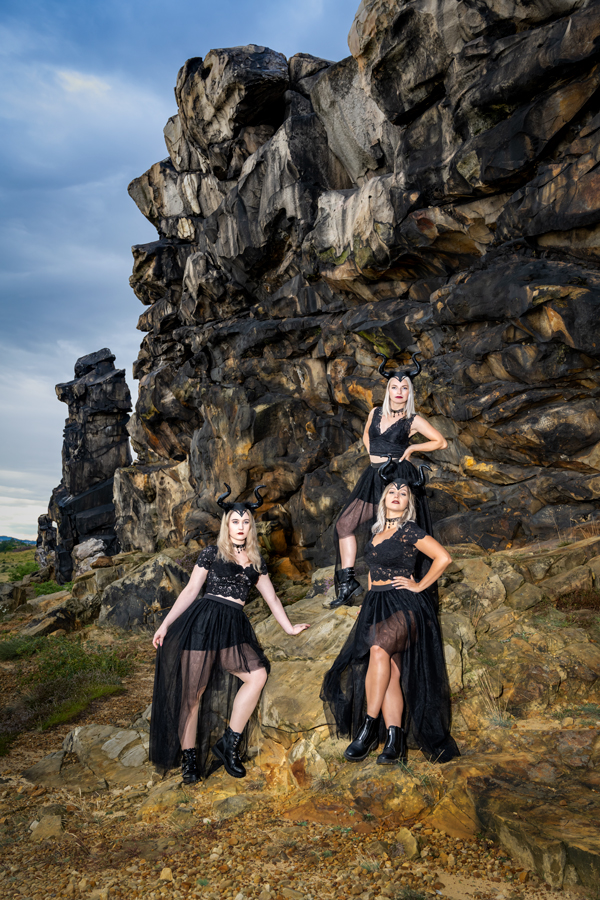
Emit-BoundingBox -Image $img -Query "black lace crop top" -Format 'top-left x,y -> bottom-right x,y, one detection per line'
368,408 -> 415,458
196,545 -> 268,604
364,521 -> 427,582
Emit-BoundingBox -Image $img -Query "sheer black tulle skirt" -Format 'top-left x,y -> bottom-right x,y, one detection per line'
150,595 -> 270,778
321,586 -> 459,763
334,460 -> 437,605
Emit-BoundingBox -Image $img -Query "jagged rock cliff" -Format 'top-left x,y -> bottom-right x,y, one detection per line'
46,349 -> 132,582
120,1 -> 600,564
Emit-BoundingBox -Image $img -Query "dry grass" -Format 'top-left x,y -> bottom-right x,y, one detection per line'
477,670 -> 512,728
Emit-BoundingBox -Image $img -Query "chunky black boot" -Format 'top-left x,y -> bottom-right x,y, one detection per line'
212,726 -> 246,778
181,748 -> 199,784
329,567 -> 361,609
376,726 -> 407,765
344,715 -> 379,761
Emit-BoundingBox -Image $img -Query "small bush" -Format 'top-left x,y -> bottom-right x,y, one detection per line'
32,580 -> 73,597
557,588 -> 600,612
0,635 -> 46,661
7,560 -> 39,581
0,733 -> 18,756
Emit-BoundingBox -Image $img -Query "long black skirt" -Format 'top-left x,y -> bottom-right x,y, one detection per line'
150,594 -> 270,778
321,585 -> 459,763
334,460 -> 437,605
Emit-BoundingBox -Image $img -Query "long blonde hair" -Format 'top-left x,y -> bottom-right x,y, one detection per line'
372,482 -> 417,535
381,376 -> 416,419
217,509 -> 263,570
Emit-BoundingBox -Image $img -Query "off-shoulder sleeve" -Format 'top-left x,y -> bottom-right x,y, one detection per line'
404,521 -> 427,544
196,545 -> 218,570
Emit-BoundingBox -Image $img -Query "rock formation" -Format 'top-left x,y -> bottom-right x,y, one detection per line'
42,349 -> 132,582
119,2 -> 600,564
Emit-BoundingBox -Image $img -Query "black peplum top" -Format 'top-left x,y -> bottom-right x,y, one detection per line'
368,408 -> 415,458
196,544 -> 268,604
364,520 -> 427,582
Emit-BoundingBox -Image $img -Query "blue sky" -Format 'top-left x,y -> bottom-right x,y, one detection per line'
0,0 -> 358,539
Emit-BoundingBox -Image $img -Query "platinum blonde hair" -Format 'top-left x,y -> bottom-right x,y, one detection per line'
372,482 -> 417,535
381,376 -> 416,419
217,509 -> 263,571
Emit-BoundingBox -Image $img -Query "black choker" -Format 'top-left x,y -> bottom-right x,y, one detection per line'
385,516 -> 403,527
389,407 -> 405,418
232,541 -> 246,553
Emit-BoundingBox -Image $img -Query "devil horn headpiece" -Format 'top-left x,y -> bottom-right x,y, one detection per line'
376,351 -> 422,382
378,458 -> 431,489
216,483 -> 265,514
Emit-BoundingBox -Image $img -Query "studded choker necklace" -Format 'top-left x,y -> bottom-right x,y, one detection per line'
232,541 -> 247,554
389,407 -> 405,418
385,516 -> 403,528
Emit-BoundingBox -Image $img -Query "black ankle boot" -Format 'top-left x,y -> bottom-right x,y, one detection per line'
181,748 -> 199,784
376,726 -> 407,765
212,726 -> 246,778
329,567 -> 361,609
344,715 -> 379,761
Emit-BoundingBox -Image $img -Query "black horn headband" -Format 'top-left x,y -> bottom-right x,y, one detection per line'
378,457 -> 431,488
216,483 -> 265,514
376,351 -> 422,382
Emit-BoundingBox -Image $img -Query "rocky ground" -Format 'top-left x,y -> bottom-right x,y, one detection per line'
2,530 -> 600,899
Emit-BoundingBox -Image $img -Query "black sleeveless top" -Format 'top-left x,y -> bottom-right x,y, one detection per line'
364,521 -> 427,582
196,545 -> 268,604
368,408 -> 415,458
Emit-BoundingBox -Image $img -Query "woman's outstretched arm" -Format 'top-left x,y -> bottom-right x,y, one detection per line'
256,575 -> 310,636
152,565 -> 209,648
392,535 -> 452,593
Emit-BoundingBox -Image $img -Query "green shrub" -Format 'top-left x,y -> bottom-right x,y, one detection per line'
7,560 -> 38,581
32,580 -> 73,597
0,634 -> 46,661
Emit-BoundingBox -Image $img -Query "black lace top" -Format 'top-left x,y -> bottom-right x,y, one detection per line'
196,545 -> 268,604
364,521 -> 427,582
368,408 -> 415,458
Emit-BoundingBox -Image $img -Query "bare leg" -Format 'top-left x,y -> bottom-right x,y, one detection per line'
339,534 -> 357,569
365,645 -> 392,718
181,686 -> 206,749
229,668 -> 268,733
381,657 -> 403,728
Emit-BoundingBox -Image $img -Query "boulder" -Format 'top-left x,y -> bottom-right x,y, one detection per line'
98,553 -> 189,631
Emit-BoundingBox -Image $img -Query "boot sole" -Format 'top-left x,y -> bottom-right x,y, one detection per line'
376,757 -> 407,765
212,745 -> 246,778
343,741 -> 378,762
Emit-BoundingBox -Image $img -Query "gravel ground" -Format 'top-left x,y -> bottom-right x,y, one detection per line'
0,773 -> 588,900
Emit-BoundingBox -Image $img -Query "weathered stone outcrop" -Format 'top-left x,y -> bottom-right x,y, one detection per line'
118,1 -> 600,563
40,349 -> 132,582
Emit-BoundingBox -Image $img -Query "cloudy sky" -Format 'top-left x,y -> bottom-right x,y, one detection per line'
0,0 -> 357,539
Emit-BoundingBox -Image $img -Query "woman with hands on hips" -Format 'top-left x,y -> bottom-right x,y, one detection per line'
150,483 -> 310,785
322,463 -> 459,766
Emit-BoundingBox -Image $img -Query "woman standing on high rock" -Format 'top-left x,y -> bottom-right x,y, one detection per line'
150,484 -> 310,784
331,353 -> 448,609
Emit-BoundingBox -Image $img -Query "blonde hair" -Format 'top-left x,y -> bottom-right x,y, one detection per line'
372,482 -> 417,535
381,376 -> 416,419
217,509 -> 263,571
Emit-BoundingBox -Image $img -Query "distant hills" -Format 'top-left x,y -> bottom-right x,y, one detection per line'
0,536 -> 36,549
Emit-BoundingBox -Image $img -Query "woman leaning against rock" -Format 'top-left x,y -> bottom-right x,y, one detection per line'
332,352 -> 448,609
322,471 -> 459,765
149,484 -> 310,784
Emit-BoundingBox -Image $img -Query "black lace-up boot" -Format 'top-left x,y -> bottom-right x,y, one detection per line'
376,726 -> 407,765
212,726 -> 246,778
344,715 -> 379,761
329,567 -> 361,609
181,748 -> 199,784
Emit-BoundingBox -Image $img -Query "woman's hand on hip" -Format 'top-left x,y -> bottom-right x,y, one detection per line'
392,575 -> 420,592
152,623 -> 169,648
285,623 -> 311,636
398,449 -> 413,463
